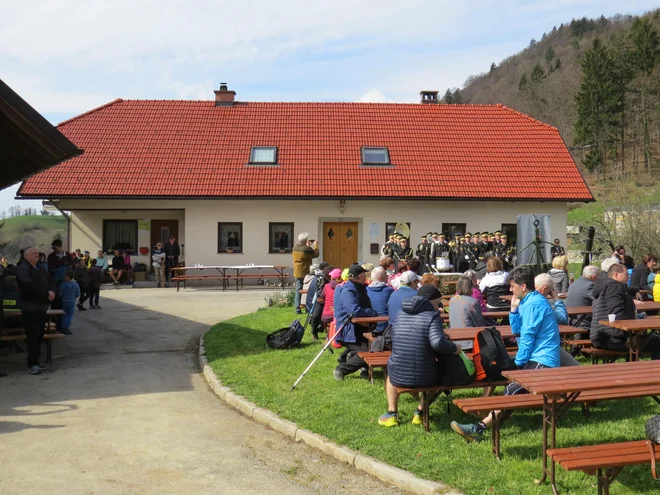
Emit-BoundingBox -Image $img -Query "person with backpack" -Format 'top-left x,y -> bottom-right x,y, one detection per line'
379,284 -> 461,427
450,265 -> 560,443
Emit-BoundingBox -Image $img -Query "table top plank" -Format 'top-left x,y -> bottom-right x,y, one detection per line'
598,319 -> 660,332
172,265 -> 288,270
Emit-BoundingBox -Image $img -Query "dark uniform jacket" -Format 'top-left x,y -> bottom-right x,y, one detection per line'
416,242 -> 430,265
387,296 -> 457,388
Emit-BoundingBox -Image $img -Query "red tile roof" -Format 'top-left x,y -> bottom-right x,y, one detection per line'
18,99 -> 593,201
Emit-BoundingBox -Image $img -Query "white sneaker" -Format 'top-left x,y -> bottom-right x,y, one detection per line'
28,366 -> 42,375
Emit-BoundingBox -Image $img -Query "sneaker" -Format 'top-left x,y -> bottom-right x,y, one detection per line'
77,304 -> 87,311
378,412 -> 399,427
359,368 -> 370,380
450,421 -> 483,443
95,305 -> 101,309
411,410 -> 423,426
61,329 -> 73,335
333,369 -> 344,381
38,363 -> 49,371
28,365 -> 42,375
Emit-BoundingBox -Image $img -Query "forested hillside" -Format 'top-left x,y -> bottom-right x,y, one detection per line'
447,10 -> 660,181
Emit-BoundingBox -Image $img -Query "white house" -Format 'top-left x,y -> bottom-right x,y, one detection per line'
18,85 -> 593,273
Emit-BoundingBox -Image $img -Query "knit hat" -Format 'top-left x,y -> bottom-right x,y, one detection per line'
329,268 -> 342,279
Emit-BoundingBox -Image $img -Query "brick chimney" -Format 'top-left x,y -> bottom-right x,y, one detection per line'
214,83 -> 236,106
420,90 -> 439,104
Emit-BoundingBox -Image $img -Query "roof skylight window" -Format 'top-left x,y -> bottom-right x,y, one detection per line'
361,147 -> 391,165
249,146 -> 278,165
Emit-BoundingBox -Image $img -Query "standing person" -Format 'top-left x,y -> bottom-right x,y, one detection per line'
47,239 -> 74,331
109,249 -> 125,286
16,247 -> 55,374
88,259 -> 103,309
550,239 -> 565,259
37,252 -> 48,272
450,265 -> 560,442
164,236 -> 181,287
416,235 -> 431,274
58,271 -> 80,335
73,259 -> 90,311
292,232 -> 319,315
398,237 -> 413,261
152,243 -> 167,288
81,251 -> 92,267
333,265 -> 378,380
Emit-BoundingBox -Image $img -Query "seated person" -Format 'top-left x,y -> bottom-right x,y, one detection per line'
451,265 -> 560,442
109,249 -> 125,286
548,255 -> 570,293
366,267 -> 394,334
96,250 -> 109,272
631,254 -> 657,299
534,273 -> 567,324
479,257 -> 510,310
122,250 -> 133,283
591,263 -> 660,359
463,269 -> 487,313
565,265 -> 598,331
307,262 -> 331,340
333,265 -> 378,380
301,264 -> 318,309
386,271 -> 420,326
449,276 -> 486,351
379,284 -> 460,427
321,269 -> 342,324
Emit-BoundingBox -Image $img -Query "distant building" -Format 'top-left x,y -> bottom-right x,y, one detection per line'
18,85 -> 593,271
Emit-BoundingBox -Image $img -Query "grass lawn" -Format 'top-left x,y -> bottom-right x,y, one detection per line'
204,308 -> 658,495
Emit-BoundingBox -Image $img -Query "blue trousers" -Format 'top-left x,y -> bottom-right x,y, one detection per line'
62,301 -> 76,329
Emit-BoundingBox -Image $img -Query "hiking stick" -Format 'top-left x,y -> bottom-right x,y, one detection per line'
290,313 -> 353,391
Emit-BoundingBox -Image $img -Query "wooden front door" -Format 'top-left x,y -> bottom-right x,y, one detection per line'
150,220 -> 179,251
323,222 -> 359,269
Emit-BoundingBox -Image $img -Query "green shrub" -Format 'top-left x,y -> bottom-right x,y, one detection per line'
264,289 -> 295,308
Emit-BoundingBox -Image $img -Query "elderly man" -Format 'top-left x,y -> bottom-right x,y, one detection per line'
16,247 -> 56,374
367,267 -> 394,334
386,271 -> 420,326
333,265 -> 378,380
292,232 -> 319,315
534,273 -> 568,325
566,265 -> 599,331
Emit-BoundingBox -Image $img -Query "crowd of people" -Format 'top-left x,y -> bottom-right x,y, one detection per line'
294,231 -> 660,436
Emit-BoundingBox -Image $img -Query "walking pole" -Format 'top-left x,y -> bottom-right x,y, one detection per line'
290,313 -> 353,391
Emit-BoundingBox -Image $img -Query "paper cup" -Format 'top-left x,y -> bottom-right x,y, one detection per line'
608,314 -> 616,323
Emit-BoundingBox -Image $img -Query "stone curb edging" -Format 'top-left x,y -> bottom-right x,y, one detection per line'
199,335 -> 461,495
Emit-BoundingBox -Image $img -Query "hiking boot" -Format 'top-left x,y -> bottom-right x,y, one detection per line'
411,410 -> 423,426
450,421 -> 483,443
61,329 -> 73,336
28,366 -> 42,375
333,369 -> 344,381
378,412 -> 399,427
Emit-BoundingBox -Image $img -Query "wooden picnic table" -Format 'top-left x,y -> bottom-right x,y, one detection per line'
500,293 -> 567,301
445,325 -> 576,342
171,265 -> 289,291
598,317 -> 660,361
502,360 -> 660,493
353,313 -> 449,325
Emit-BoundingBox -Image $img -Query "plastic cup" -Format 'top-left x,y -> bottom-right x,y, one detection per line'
608,314 -> 616,323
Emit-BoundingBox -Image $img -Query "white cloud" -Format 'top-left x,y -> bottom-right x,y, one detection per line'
357,89 -> 394,103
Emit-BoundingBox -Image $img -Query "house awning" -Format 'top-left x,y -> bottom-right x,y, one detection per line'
0,79 -> 83,190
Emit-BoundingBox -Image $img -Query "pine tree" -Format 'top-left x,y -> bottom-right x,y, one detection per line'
574,38 -> 620,174
452,89 -> 462,104
530,63 -> 546,83
630,18 -> 660,171
555,58 -> 562,70
443,89 -> 454,104
489,62 -> 497,74
518,73 -> 528,90
545,46 -> 556,64
529,38 -> 537,48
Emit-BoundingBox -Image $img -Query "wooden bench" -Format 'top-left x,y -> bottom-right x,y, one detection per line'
395,380 -> 510,431
454,385 -> 660,460
581,347 -> 629,364
358,351 -> 390,386
548,440 -> 660,494
1,332 -> 65,363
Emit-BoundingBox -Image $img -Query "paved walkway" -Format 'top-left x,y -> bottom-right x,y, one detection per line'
0,288 -> 400,495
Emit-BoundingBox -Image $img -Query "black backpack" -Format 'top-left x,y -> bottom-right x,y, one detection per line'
266,320 -> 305,350
473,327 -> 517,381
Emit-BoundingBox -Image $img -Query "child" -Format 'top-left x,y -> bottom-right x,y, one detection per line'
88,259 -> 102,309
58,271 -> 80,335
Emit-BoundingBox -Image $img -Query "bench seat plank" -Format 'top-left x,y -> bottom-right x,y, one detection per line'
549,440 -> 659,471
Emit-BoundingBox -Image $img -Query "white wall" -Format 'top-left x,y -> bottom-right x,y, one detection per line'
59,198 -> 567,269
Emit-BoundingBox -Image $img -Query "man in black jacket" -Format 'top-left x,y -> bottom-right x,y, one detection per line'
591,263 -> 660,359
379,284 -> 460,427
550,239 -> 565,259
164,236 -> 181,287
16,247 -> 55,374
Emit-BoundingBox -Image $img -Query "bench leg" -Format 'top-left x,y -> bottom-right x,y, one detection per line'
421,392 -> 429,432
369,366 -> 374,385
597,467 -> 622,495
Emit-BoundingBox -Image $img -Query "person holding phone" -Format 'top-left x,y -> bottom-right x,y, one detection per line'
292,232 -> 319,314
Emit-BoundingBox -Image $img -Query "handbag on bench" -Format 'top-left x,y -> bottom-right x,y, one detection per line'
646,415 -> 660,479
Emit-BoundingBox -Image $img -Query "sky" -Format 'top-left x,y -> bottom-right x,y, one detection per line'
1,0 -> 657,213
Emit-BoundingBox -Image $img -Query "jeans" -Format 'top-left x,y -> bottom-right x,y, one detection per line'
62,301 -> 76,329
21,310 -> 46,368
89,289 -> 100,307
294,278 -> 304,314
